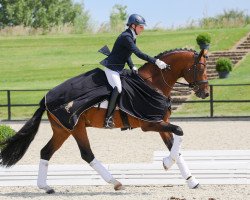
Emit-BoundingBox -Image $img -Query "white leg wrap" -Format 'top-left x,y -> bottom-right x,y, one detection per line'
90,158 -> 116,184
37,159 -> 54,193
177,155 -> 199,189
170,134 -> 183,160
176,154 -> 191,179
163,135 -> 183,170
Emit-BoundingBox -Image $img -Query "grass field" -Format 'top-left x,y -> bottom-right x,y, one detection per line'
0,27 -> 250,120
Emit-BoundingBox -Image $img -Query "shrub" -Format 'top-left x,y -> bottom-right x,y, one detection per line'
200,9 -> 250,28
196,33 -> 211,45
0,125 -> 15,150
216,58 -> 233,72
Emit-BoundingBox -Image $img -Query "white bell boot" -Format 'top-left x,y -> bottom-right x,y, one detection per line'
186,176 -> 200,189
163,156 -> 175,170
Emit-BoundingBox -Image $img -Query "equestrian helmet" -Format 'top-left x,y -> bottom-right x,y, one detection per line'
127,14 -> 146,26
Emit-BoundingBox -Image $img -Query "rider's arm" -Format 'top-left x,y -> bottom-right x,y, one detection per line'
124,36 -> 156,64
127,56 -> 134,70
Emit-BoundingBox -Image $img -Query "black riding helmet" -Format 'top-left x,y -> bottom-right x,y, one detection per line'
126,14 -> 146,26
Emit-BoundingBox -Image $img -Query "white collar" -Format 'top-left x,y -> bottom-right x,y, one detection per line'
130,28 -> 137,40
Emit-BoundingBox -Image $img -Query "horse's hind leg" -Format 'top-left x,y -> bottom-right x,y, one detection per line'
37,113 -> 71,194
71,116 -> 123,191
159,131 -> 199,189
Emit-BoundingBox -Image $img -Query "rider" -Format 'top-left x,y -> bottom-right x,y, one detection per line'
101,14 -> 169,128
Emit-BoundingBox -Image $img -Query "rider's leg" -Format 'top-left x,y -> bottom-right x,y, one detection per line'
104,67 -> 122,128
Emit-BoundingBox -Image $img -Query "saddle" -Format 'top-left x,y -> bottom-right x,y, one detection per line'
45,68 -> 170,130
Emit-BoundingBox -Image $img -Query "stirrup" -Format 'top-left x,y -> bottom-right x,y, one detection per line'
104,117 -> 115,129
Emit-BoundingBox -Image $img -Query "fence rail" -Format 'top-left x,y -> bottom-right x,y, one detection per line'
0,84 -> 250,120
175,84 -> 250,118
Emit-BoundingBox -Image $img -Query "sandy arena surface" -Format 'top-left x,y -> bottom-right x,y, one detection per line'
0,119 -> 249,200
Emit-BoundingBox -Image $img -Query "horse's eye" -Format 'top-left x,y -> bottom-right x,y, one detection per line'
203,55 -> 209,59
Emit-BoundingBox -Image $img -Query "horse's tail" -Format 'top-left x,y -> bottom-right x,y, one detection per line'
0,97 -> 46,167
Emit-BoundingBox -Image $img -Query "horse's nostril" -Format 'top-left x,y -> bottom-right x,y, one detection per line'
205,93 -> 209,97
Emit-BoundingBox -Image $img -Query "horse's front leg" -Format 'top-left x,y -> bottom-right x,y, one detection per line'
142,121 -> 199,188
160,131 -> 199,189
142,121 -> 183,167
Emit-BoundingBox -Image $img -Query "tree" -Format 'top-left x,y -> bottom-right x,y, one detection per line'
0,0 -> 30,26
72,2 -> 90,33
0,0 -> 90,30
109,4 -> 128,32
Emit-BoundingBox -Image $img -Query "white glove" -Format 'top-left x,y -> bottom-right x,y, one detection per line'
131,66 -> 138,74
155,59 -> 168,69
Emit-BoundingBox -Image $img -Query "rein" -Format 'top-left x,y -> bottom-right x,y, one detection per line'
159,69 -> 188,92
143,50 -> 208,92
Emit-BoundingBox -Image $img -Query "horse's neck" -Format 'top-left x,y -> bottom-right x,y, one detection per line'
139,63 -> 179,97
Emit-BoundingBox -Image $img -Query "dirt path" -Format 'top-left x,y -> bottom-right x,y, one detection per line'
0,119 -> 249,200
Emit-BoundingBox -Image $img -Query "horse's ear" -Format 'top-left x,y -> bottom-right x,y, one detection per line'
197,49 -> 205,60
203,49 -> 208,55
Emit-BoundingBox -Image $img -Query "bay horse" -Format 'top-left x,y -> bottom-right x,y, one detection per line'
0,48 -> 209,194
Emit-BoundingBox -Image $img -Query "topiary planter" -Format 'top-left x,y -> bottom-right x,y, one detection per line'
215,57 -> 233,79
218,71 -> 230,79
199,43 -> 210,50
0,125 -> 15,150
196,33 -> 211,50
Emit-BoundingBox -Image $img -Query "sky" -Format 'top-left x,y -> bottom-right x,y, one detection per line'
75,0 -> 250,29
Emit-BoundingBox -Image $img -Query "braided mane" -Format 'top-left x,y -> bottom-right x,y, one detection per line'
155,48 -> 197,59
140,48 -> 198,68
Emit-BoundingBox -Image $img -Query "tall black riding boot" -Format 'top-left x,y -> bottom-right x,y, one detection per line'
104,87 -> 120,128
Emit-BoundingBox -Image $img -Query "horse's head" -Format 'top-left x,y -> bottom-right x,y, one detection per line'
157,49 -> 209,99
182,49 -> 209,99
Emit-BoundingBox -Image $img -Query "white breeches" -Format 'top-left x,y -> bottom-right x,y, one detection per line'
104,67 -> 122,93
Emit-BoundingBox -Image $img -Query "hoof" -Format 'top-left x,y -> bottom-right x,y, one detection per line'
114,180 -> 125,191
38,185 -> 55,194
46,189 -> 55,194
163,156 -> 175,171
193,183 -> 200,189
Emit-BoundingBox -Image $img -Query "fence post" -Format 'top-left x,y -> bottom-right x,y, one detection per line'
7,90 -> 11,120
209,85 -> 214,117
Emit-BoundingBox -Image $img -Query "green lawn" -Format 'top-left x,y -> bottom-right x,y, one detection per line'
0,27 -> 249,120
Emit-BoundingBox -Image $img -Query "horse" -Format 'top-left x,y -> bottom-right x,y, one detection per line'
0,48 -> 209,194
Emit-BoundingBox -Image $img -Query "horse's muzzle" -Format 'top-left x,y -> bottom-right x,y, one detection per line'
195,89 -> 209,99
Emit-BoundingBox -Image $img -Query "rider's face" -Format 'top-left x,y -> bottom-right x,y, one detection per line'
132,24 -> 144,35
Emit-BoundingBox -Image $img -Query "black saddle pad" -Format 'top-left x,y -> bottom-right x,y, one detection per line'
45,68 -> 169,130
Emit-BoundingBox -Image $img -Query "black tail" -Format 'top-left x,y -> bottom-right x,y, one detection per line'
0,97 -> 46,167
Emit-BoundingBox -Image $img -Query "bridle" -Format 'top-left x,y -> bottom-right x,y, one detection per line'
160,50 -> 208,92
